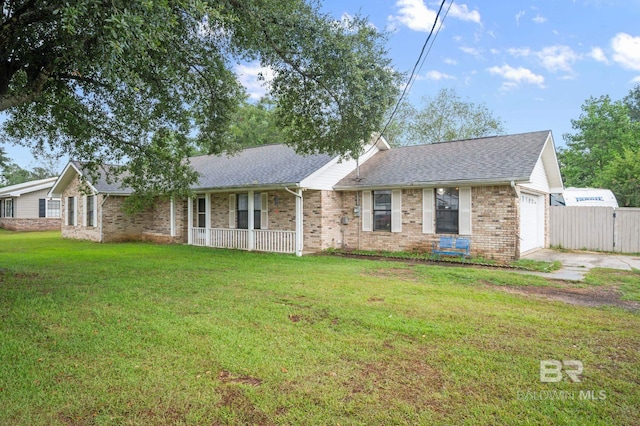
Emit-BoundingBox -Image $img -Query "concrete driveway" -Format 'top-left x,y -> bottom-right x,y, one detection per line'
521,249 -> 640,281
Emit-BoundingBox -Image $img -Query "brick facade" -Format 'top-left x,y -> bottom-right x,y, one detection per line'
337,185 -> 522,262
61,174 -> 187,243
0,218 -> 60,231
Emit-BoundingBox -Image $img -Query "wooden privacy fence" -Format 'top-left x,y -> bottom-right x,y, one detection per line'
550,206 -> 640,253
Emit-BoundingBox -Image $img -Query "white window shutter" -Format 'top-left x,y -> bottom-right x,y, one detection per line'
422,189 -> 434,234
362,191 -> 372,232
391,189 -> 402,233
228,194 -> 236,229
261,192 -> 269,229
73,197 -> 78,227
83,195 -> 87,227
459,187 -> 472,235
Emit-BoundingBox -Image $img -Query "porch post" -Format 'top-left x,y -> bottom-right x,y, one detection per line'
248,190 -> 255,251
187,196 -> 193,244
205,193 -> 211,246
295,189 -> 303,256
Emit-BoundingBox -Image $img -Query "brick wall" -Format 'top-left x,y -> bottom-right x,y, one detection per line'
337,185 -> 521,262
61,175 -> 102,241
0,218 -> 60,231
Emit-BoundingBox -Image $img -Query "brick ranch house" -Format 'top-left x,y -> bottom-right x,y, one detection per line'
0,177 -> 62,231
48,130 -> 563,261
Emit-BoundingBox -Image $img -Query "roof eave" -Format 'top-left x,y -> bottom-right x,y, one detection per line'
191,182 -> 302,193
334,177 -> 530,191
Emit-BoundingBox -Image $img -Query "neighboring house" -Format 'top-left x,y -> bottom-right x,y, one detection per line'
48,130 -> 563,261
0,177 -> 62,231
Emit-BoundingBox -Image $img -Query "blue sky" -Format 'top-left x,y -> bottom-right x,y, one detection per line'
5,0 -> 640,170
316,0 -> 640,143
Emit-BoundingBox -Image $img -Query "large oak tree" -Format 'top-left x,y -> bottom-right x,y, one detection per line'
1,0 -> 399,200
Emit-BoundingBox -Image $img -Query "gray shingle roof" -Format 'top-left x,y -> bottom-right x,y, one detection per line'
72,161 -> 134,195
335,131 -> 551,189
189,144 -> 334,190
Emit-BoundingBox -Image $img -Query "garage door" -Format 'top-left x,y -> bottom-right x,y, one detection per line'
520,193 -> 543,254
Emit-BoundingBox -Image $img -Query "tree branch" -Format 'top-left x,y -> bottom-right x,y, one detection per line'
0,61 -> 54,111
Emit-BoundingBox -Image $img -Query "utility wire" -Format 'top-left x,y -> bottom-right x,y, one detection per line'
375,0 -> 450,144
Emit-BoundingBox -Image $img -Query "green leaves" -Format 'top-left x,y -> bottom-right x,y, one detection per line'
384,88 -> 506,146
1,0 -> 398,199
559,90 -> 640,206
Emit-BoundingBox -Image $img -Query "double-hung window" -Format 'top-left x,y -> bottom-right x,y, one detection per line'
47,199 -> 61,218
197,197 -> 206,228
4,199 -> 13,218
237,193 -> 261,229
435,188 -> 459,234
373,190 -> 392,231
67,196 -> 75,226
86,196 -> 95,227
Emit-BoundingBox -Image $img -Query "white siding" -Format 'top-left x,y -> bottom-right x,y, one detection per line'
14,188 -> 51,218
520,158 -> 550,193
301,141 -> 387,190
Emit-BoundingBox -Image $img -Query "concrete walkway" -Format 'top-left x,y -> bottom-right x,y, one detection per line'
520,249 -> 640,281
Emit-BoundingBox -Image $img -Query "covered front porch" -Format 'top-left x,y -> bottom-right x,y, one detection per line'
186,188 -> 304,256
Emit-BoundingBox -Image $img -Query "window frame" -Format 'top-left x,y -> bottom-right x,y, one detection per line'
86,195 -> 95,227
197,196 -> 206,228
4,199 -> 13,218
372,190 -> 392,232
236,193 -> 261,230
47,199 -> 61,218
67,196 -> 75,226
435,187 -> 459,234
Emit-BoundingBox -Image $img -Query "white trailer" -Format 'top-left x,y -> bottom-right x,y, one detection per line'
561,187 -> 619,207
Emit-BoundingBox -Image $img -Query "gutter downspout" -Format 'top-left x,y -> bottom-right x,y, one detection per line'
285,186 -> 303,257
511,180 -> 521,198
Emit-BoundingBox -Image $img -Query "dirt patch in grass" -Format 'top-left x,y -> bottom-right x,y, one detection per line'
343,349 -> 445,412
488,282 -> 640,311
218,370 -> 263,387
216,385 -> 272,425
363,267 -> 419,281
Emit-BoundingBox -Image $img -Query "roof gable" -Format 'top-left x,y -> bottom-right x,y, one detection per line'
0,177 -> 58,197
48,162 -> 133,198
335,131 -> 556,189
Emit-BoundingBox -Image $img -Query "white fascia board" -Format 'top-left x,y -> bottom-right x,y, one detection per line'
0,177 -> 57,197
540,132 -> 564,193
48,162 -> 98,198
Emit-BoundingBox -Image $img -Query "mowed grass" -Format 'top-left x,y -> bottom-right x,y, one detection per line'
0,231 -> 639,425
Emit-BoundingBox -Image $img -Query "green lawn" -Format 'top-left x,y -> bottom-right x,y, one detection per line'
1,231 -> 638,425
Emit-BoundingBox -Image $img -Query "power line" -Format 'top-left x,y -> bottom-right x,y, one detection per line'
376,0 -> 450,144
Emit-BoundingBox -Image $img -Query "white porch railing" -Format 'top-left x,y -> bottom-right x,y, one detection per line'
189,228 -> 295,254
254,229 -> 296,253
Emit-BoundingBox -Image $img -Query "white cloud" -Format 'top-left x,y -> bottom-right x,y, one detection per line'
235,63 -> 275,100
459,46 -> 482,58
449,3 -> 481,24
421,70 -> 456,81
487,64 -> 545,89
632,76 -> 640,83
507,45 -> 579,73
532,14 -> 547,24
443,57 -> 457,65
515,11 -> 525,26
390,0 -> 440,32
611,33 -> 640,71
389,0 -> 482,32
537,45 -> 580,73
589,47 -> 609,64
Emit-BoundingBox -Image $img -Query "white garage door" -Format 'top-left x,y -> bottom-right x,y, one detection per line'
520,193 -> 544,254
